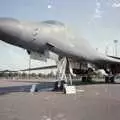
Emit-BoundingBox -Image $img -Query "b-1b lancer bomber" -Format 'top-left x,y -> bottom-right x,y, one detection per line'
0,17 -> 120,85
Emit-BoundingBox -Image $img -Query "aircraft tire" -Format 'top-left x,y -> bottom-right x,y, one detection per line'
53,81 -> 59,91
105,76 -> 109,83
110,76 -> 115,83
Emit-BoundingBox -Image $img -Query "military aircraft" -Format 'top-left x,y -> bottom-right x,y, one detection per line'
0,17 -> 120,84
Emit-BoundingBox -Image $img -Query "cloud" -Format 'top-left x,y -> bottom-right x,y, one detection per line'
94,8 -> 103,18
94,0 -> 103,18
112,2 -> 120,8
88,0 -> 103,24
48,0 -> 53,9
88,0 -> 120,24
48,4 -> 52,9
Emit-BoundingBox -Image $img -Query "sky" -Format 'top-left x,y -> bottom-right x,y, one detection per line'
0,0 -> 120,72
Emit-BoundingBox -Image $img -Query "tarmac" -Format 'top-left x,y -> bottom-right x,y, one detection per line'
0,79 -> 120,120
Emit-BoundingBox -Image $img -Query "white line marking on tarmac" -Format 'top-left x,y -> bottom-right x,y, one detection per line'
95,92 -> 100,95
76,89 -> 85,93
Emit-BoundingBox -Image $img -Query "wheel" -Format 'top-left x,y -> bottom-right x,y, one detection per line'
105,76 -> 109,83
110,76 -> 115,83
53,81 -> 59,91
60,80 -> 66,90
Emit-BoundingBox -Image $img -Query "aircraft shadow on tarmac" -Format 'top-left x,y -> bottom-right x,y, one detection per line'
0,82 -> 54,96
72,80 -> 120,85
0,80 -> 120,96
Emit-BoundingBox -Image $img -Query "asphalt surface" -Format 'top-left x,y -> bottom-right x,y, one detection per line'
0,80 -> 120,120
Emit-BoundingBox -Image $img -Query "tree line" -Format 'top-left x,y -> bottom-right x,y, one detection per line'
0,71 -> 55,79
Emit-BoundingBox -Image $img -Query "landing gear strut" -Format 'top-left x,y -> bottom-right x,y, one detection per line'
53,57 -> 73,91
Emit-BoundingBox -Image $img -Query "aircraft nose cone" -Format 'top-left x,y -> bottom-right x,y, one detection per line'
0,18 -> 22,38
0,18 -> 11,29
0,18 -> 18,33
0,18 -> 21,44
0,18 -> 6,33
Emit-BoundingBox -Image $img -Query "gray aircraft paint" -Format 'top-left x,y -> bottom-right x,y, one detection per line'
0,17 -> 120,64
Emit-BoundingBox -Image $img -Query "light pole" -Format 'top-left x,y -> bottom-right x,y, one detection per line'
29,55 -> 31,80
114,40 -> 118,57
105,45 -> 108,55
